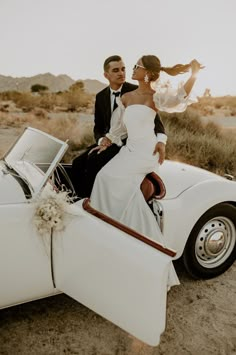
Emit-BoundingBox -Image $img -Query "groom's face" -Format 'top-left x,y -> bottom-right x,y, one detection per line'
104,60 -> 126,87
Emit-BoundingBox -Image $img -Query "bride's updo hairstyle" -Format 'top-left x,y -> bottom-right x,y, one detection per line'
141,55 -> 190,82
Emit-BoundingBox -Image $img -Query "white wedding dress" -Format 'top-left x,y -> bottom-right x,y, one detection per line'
91,104 -> 163,239
90,84 -> 196,287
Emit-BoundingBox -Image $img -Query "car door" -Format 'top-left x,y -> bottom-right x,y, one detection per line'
0,127 -> 69,309
0,202 -> 55,309
53,200 -> 177,346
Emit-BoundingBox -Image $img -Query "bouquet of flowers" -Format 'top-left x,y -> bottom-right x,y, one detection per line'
34,184 -> 72,235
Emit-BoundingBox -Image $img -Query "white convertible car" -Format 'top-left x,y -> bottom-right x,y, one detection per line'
1,127 -> 235,346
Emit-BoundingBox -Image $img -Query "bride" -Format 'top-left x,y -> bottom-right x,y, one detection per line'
90,55 -> 203,277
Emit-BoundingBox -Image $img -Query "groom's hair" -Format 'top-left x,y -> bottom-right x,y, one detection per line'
103,55 -> 122,72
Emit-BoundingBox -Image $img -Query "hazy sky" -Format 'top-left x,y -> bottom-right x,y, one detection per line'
1,0 -> 235,96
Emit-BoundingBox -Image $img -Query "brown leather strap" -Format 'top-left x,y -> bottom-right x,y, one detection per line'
140,172 -> 166,201
150,172 -> 166,199
82,199 -> 176,257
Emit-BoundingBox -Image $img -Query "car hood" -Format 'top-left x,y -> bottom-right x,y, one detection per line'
157,160 -> 224,199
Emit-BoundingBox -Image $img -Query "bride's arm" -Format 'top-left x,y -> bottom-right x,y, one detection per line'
183,59 -> 204,96
154,59 -> 203,113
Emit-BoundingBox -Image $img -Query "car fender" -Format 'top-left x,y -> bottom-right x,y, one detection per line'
160,179 -> 236,258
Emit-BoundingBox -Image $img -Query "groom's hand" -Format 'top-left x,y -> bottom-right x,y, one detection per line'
153,142 -> 165,165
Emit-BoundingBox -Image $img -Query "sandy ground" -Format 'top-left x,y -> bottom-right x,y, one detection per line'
0,262 -> 235,355
0,121 -> 236,355
0,127 -> 22,156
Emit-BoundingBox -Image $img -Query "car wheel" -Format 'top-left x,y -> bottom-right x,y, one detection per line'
183,203 -> 236,279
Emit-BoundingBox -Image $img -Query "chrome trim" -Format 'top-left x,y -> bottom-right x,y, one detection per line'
151,199 -> 164,232
195,216 -> 236,268
224,174 -> 235,181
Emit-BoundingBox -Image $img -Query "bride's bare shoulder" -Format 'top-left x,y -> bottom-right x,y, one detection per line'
122,90 -> 137,99
121,90 -> 137,106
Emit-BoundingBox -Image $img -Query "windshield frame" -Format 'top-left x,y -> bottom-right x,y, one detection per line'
3,127 -> 68,198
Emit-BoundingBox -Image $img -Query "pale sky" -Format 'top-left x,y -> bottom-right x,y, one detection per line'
1,0 -> 235,96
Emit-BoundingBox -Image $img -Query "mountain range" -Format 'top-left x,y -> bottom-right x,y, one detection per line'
0,73 -> 107,94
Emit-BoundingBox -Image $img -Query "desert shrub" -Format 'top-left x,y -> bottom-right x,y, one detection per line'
31,108 -> 48,119
230,109 -> 236,116
0,111 -> 94,163
62,91 -> 91,112
33,116 -> 94,162
161,108 -> 236,176
0,111 -> 51,130
31,84 -> 48,93
0,92 -> 41,111
215,103 -> 222,109
0,87 -> 94,113
0,91 -> 22,102
213,96 -> 236,109
16,93 -> 42,111
38,93 -> 56,110
192,96 -> 236,115
68,81 -> 85,92
1,101 -> 235,172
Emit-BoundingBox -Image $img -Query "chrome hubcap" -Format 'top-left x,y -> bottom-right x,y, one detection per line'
195,217 -> 236,268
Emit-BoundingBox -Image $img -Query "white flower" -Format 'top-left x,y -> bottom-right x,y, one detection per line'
34,184 -> 73,235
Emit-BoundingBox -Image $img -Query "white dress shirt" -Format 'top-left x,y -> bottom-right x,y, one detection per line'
110,86 -> 123,112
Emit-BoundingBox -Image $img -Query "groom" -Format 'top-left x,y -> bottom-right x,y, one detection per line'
72,55 -> 167,197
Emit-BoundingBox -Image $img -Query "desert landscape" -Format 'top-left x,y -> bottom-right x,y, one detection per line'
0,84 -> 236,354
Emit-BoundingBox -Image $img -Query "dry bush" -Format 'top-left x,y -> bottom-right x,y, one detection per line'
0,112 -> 40,127
31,108 -> 48,119
38,93 -> 56,110
192,96 -> 236,116
60,91 -> 93,112
161,108 -> 236,176
0,111 -> 94,162
43,117 -> 94,162
213,96 -> 236,109
230,109 -> 236,116
20,114 -> 94,163
0,88 -> 94,113
12,93 -> 41,111
0,91 -> 22,102
1,103 -> 236,174
0,91 -> 41,111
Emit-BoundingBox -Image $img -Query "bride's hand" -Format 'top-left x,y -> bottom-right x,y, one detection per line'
153,142 -> 165,165
190,59 -> 205,75
88,145 -> 108,155
100,136 -> 112,147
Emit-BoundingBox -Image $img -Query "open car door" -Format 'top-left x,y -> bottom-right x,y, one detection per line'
53,199 -> 177,346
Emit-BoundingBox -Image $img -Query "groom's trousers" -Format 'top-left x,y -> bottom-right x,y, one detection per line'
71,144 -> 120,198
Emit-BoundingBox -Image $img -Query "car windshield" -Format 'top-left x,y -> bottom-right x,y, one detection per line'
3,127 -> 68,196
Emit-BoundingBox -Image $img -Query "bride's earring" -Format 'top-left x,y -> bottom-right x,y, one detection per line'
144,74 -> 149,83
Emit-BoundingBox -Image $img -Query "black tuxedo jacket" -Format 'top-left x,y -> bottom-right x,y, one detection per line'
93,82 -> 165,143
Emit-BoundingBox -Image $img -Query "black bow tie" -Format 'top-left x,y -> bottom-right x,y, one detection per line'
112,91 -> 121,97
112,91 -> 121,111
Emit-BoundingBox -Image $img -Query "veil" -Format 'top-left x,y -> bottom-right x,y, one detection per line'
151,78 -> 198,113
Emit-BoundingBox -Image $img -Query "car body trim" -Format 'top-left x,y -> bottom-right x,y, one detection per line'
82,198 -> 176,257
